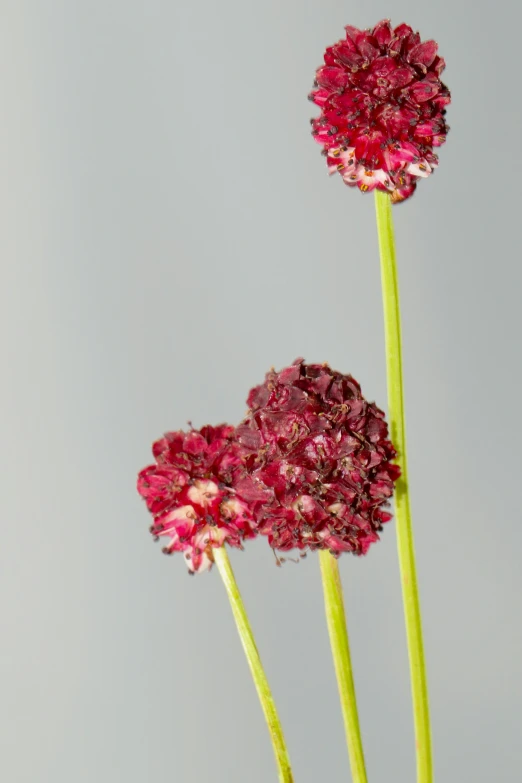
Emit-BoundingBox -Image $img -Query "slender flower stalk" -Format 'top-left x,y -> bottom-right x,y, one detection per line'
213,546 -> 294,783
319,551 -> 368,783
374,190 -> 432,783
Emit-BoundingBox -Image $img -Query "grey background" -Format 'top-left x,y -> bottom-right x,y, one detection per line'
2,1 -> 521,781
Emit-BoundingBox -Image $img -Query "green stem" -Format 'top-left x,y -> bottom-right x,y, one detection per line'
319,550 -> 368,783
374,190 -> 433,783
213,546 -> 294,783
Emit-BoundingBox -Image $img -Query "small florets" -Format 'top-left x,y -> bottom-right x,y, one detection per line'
137,425 -> 257,573
310,19 -> 450,202
236,359 -> 400,557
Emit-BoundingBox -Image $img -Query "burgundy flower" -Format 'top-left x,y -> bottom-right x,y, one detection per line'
309,19 -> 450,202
137,425 -> 257,573
236,360 -> 400,558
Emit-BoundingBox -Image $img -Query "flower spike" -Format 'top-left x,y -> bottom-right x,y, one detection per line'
137,424 -> 257,573
237,359 -> 400,558
310,19 -> 450,202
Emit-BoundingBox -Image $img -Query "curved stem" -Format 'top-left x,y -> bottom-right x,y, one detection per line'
213,546 -> 294,783
319,550 -> 368,783
374,190 -> 433,783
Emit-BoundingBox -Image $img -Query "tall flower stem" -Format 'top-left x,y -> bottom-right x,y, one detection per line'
374,190 -> 432,783
319,550 -> 368,783
213,546 -> 294,783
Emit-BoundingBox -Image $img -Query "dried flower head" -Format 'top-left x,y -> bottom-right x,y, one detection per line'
309,19 -> 450,202
137,425 -> 257,573
236,360 -> 400,558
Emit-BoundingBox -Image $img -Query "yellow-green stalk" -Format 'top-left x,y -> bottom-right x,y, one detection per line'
374,190 -> 433,783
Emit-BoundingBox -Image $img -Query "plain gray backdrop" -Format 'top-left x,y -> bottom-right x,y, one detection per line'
2,1 -> 521,781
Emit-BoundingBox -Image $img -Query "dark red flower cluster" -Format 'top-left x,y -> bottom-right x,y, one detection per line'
236,360 -> 400,557
309,19 -> 450,202
137,425 -> 257,573
137,364 -> 400,568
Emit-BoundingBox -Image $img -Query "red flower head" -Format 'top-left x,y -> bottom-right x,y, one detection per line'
137,425 -> 257,574
309,19 -> 450,202
236,360 -> 400,558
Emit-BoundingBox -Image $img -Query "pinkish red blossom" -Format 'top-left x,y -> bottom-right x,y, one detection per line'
137,425 -> 257,574
309,19 -> 450,202
236,360 -> 400,558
